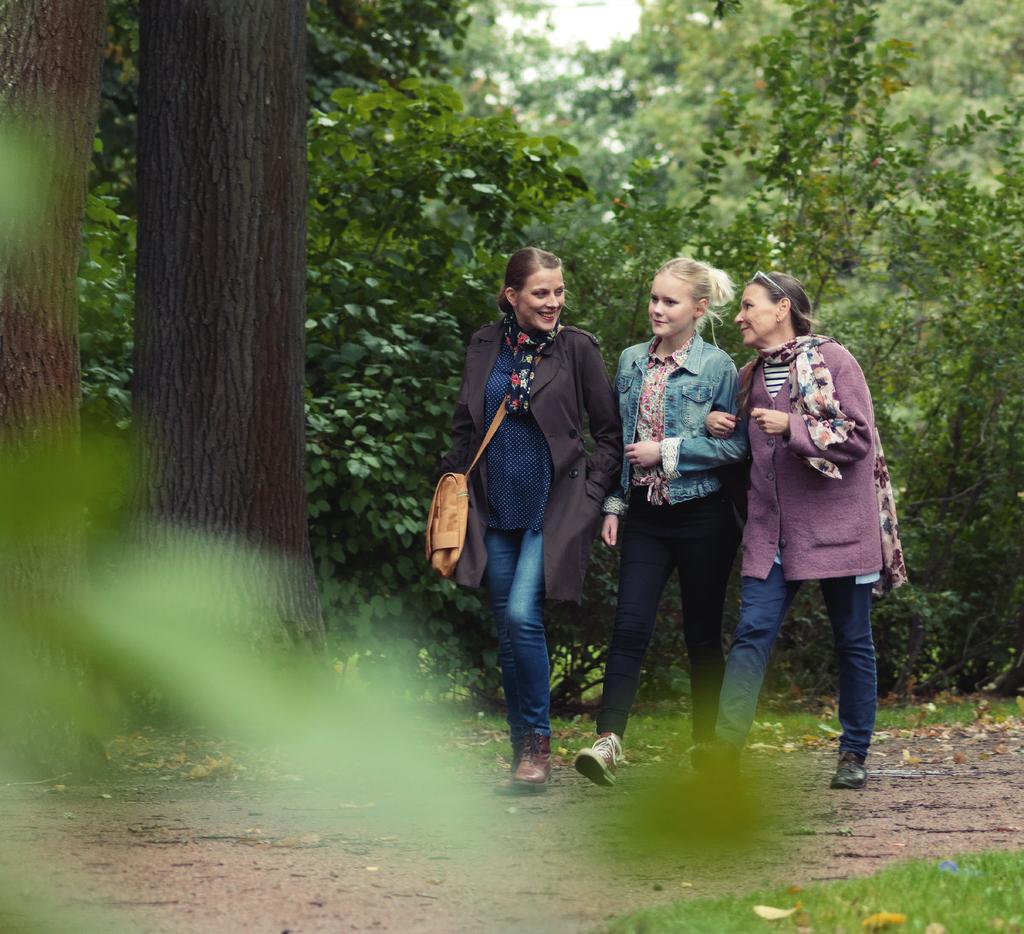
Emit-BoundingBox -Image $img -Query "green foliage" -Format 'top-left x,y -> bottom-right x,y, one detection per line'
74,1 -> 1024,705
304,79 -> 589,696
690,0 -> 1024,692
308,0 -> 471,103
550,0 -> 1024,696
78,186 -> 135,430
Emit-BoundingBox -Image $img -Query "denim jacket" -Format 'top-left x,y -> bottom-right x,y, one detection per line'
604,332 -> 749,514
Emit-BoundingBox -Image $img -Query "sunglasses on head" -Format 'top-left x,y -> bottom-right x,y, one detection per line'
752,270 -> 787,294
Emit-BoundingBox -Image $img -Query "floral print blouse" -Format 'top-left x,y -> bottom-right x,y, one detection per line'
631,334 -> 695,505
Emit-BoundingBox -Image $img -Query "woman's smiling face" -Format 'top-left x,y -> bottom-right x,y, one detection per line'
507,268 -> 565,333
735,282 -> 792,349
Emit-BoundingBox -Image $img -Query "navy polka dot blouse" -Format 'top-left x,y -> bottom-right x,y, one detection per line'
483,341 -> 553,531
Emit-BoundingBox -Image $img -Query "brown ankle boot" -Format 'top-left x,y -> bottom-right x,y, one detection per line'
512,733 -> 551,790
493,735 -> 528,796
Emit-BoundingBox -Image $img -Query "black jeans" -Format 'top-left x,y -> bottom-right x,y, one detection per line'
597,489 -> 740,742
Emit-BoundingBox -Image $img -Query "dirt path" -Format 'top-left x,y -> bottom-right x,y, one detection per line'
2,719 -> 1022,933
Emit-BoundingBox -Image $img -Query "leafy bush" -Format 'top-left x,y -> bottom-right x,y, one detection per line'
304,79 -> 588,699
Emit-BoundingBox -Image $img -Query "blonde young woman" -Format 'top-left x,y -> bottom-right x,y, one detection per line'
574,258 -> 748,786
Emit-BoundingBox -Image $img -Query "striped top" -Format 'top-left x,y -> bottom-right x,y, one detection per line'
762,361 -> 789,398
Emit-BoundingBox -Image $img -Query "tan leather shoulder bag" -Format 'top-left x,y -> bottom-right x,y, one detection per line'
425,403 -> 506,579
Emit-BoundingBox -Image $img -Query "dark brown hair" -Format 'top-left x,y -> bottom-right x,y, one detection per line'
496,247 -> 562,315
737,271 -> 816,415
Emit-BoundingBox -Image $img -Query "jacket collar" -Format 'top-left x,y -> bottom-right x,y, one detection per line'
631,331 -> 707,376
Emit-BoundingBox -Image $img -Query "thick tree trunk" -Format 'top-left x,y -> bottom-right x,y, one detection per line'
0,1 -> 105,590
0,0 -> 104,446
134,0 -> 324,646
0,0 -> 107,775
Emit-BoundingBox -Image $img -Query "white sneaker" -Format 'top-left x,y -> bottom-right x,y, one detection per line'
574,732 -> 622,787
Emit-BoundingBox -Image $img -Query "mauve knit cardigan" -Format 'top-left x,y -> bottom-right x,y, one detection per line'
739,340 -> 883,582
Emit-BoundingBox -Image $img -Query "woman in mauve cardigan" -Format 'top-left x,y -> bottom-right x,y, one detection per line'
702,271 -> 883,791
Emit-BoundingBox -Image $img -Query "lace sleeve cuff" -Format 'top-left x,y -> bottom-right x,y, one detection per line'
661,437 -> 682,479
602,494 -> 629,517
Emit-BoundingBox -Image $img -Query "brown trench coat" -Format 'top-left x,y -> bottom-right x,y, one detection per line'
439,321 -> 622,603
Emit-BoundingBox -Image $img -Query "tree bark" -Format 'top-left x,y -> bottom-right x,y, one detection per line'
0,0 -> 107,775
0,0 -> 104,447
134,0 -> 324,646
0,1 -> 105,590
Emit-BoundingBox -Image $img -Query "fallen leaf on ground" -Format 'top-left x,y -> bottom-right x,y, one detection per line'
862,911 -> 907,929
188,755 -> 235,780
902,749 -> 922,765
953,752 -> 967,764
365,866 -> 379,872
924,924 -> 947,934
753,904 -> 798,920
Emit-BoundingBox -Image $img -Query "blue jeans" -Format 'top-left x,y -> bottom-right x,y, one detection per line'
483,529 -> 550,738
716,564 -> 877,758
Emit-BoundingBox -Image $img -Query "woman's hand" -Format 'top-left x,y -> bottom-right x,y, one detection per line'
706,411 -> 738,438
602,514 -> 619,547
750,407 -> 791,437
624,440 -> 662,468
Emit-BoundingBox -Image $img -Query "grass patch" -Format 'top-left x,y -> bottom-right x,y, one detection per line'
606,850 -> 1024,933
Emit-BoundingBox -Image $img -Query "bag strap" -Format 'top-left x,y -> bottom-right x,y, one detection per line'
466,398 -> 507,476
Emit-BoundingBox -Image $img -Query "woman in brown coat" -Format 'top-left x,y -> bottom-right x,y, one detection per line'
439,247 -> 621,791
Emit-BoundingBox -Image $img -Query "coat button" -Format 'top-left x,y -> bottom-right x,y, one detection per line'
767,438 -> 775,447
569,428 -> 578,438
780,538 -> 787,548
569,468 -> 579,478
770,504 -> 778,513
767,471 -> 775,481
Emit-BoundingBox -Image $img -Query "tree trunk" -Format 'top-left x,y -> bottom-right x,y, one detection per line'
134,0 -> 324,646
0,1 -> 105,589
0,0 -> 107,775
0,0 -> 104,449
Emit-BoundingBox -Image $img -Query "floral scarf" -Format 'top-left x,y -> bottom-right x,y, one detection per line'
503,312 -> 562,414
759,335 -> 908,595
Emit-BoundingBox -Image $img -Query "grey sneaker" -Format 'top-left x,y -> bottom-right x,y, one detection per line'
574,732 -> 622,787
830,750 -> 867,789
